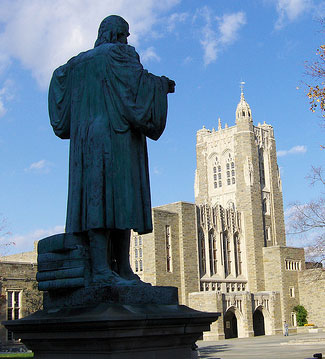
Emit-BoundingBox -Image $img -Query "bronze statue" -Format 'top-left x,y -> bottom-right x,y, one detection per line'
48,15 -> 175,285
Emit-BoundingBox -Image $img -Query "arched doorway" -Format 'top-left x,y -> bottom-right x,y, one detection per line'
253,308 -> 265,336
224,310 -> 238,339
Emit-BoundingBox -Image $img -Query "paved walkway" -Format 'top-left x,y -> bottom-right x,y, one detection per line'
197,332 -> 325,359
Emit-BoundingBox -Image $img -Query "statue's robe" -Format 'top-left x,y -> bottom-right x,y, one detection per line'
49,43 -> 169,235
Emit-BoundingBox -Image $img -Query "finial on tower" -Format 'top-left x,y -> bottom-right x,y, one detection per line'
240,81 -> 245,99
218,117 -> 222,130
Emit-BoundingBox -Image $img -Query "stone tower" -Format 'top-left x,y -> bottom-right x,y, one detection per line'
194,87 -> 286,293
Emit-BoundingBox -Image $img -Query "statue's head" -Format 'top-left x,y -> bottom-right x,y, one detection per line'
94,15 -> 130,47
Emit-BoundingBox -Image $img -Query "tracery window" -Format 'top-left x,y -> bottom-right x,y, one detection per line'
212,157 -> 222,189
226,154 -> 235,185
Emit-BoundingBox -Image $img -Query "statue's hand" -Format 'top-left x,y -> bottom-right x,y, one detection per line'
168,79 -> 176,93
162,76 -> 175,93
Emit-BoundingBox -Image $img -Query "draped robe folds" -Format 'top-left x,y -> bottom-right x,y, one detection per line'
49,43 -> 169,235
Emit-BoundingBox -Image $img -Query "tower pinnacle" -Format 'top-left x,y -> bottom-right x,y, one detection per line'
236,81 -> 252,123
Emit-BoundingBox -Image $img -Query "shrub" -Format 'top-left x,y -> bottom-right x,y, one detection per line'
293,305 -> 308,326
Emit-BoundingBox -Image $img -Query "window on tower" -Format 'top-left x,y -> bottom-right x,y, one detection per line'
213,158 -> 222,189
226,157 -> 236,185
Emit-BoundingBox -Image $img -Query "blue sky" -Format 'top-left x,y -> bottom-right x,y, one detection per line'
0,0 -> 324,254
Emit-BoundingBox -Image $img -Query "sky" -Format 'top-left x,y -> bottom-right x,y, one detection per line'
0,0 -> 324,254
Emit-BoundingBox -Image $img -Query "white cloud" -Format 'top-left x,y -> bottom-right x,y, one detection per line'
25,159 -> 53,173
274,0 -> 312,30
218,12 -> 247,45
0,79 -> 15,118
4,225 -> 64,254
140,46 -> 161,63
0,0 -> 180,89
196,7 -> 247,66
277,145 -> 307,157
167,12 -> 189,32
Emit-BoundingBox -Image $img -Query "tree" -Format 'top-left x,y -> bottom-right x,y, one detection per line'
293,305 -> 308,326
0,215 -> 14,256
305,19 -> 325,119
23,282 -> 43,315
287,166 -> 325,266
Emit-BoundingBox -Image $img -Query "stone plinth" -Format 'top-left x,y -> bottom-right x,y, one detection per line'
3,285 -> 220,359
44,284 -> 178,309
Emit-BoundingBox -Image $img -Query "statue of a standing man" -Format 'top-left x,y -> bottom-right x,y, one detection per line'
48,15 -> 175,285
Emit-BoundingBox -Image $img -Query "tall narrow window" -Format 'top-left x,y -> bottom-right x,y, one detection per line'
165,225 -> 172,272
237,236 -> 243,275
209,230 -> 214,276
7,290 -> 20,341
259,149 -> 265,187
212,157 -> 222,189
199,230 -> 206,275
234,234 -> 242,276
234,234 -> 238,277
134,235 -> 143,273
223,233 -> 229,277
213,234 -> 218,274
227,236 -> 231,276
208,230 -> 217,275
226,155 -> 235,185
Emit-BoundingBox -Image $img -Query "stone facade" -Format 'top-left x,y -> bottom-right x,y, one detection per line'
134,88 -> 324,340
189,89 -> 324,339
0,258 -> 40,347
130,201 -> 200,305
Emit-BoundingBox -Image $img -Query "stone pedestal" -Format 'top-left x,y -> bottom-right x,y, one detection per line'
3,285 -> 220,358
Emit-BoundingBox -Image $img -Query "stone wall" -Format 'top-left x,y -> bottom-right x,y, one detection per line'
131,202 -> 200,305
263,245 -> 305,324
0,261 -> 40,346
298,269 -> 325,327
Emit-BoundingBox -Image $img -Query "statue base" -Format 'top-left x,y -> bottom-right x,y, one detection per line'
3,285 -> 220,359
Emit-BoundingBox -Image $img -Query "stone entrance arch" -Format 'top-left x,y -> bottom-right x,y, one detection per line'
253,307 -> 265,336
224,308 -> 238,339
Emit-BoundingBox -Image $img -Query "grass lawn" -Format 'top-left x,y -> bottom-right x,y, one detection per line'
0,354 -> 33,358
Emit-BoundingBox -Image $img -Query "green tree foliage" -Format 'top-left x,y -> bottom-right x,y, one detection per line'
293,305 -> 308,326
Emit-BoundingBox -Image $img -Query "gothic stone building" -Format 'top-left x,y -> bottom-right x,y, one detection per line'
0,245 -> 39,347
130,89 -> 325,340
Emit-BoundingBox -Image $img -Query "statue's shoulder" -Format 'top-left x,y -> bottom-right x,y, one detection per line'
63,44 -> 140,70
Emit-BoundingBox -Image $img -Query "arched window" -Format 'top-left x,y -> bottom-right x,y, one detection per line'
212,156 -> 222,189
226,154 -> 236,185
